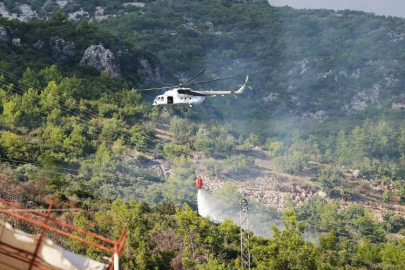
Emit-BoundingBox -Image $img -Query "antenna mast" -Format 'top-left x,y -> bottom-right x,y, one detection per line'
240,197 -> 251,269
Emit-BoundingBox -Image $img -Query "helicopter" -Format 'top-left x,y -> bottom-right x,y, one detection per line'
140,70 -> 250,112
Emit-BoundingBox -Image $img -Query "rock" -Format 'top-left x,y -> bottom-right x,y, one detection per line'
352,169 -> 360,178
94,6 -> 114,22
80,45 -> 122,78
205,22 -> 214,32
0,24 -> 12,43
350,84 -> 381,113
123,2 -> 146,8
317,190 -> 327,198
56,0 -> 70,9
17,4 -> 38,22
183,17 -> 195,30
302,110 -> 327,122
49,37 -> 75,62
33,40 -> 45,50
339,70 -> 348,77
138,57 -> 163,82
388,31 -> 405,42
68,9 -> 89,21
392,103 -> 405,110
12,38 -> 21,47
262,92 -> 278,102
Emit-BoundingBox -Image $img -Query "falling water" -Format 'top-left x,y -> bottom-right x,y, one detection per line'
197,189 -> 210,218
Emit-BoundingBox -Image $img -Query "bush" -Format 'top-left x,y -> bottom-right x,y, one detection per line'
163,143 -> 186,159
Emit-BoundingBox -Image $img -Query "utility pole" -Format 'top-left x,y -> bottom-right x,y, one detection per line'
240,197 -> 251,269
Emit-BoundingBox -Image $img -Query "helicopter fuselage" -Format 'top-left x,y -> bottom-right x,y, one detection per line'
153,88 -> 206,108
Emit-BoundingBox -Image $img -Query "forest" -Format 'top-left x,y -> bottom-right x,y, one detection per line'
1,1 -> 405,269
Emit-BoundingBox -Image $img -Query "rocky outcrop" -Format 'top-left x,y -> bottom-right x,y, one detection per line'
18,4 -> 38,22
33,40 -> 45,50
49,37 -> 75,62
56,0 -> 70,9
68,9 -> 89,21
138,57 -> 164,82
0,3 -> 38,22
12,38 -> 21,47
80,45 -> 122,78
123,2 -> 146,8
262,92 -> 278,102
350,84 -> 381,113
0,24 -> 12,43
302,110 -> 327,122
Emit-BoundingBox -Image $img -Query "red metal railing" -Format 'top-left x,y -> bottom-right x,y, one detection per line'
0,196 -> 126,269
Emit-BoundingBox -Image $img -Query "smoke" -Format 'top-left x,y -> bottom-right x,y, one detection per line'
197,189 -> 319,242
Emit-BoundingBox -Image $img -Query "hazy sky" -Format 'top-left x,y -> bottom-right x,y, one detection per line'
268,0 -> 405,18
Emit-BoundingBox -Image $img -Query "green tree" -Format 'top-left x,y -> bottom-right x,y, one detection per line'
194,137 -> 215,155
170,116 -> 196,144
0,131 -> 34,160
129,124 -> 148,150
319,230 -> 337,251
63,123 -> 88,157
163,143 -> 186,159
318,166 -> 343,197
2,95 -> 22,126
354,209 -> 386,243
252,209 -> 318,270
93,142 -> 117,172
382,190 -> 390,203
39,65 -> 63,85
19,67 -> 40,90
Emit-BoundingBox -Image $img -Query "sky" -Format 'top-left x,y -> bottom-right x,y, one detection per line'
267,0 -> 405,18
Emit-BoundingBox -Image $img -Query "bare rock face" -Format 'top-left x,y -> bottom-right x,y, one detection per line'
0,24 -> 12,43
12,38 -> 21,47
80,45 -> 122,78
138,57 -> 163,82
49,37 -> 75,62
33,40 -> 45,50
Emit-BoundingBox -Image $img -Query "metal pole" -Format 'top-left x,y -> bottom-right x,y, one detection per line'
240,197 -> 251,270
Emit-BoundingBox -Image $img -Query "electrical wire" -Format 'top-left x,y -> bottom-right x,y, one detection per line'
0,70 -> 250,184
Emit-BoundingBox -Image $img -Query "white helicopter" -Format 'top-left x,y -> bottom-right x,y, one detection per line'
140,70 -> 250,112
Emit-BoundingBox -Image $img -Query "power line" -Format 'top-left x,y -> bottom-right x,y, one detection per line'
0,74 -> 160,152
0,157 -> 80,173
0,69 -> 251,186
0,68 -> 100,118
0,160 -> 78,177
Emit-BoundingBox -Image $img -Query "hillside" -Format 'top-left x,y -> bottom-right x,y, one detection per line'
4,1 -> 405,121
1,1 -> 405,269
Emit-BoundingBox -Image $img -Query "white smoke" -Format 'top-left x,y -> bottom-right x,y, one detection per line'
197,189 -> 281,237
197,189 -> 320,242
198,189 -> 239,223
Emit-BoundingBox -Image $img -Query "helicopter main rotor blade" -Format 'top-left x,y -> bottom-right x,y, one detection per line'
184,76 -> 234,86
136,85 -> 176,91
179,69 -> 206,87
142,79 -> 176,86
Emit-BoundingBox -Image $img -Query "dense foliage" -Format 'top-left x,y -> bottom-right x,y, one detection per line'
2,1 -> 405,269
96,0 -> 405,121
